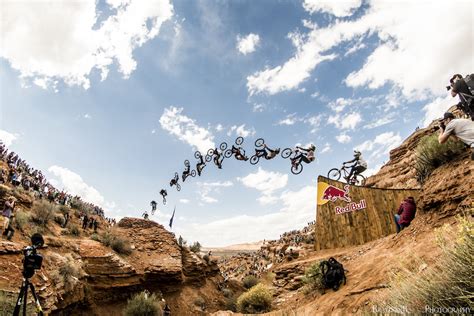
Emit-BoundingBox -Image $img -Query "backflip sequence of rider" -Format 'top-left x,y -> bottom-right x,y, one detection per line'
231,144 -> 248,161
255,143 -> 280,159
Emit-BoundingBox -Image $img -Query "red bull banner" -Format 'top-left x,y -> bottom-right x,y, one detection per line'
315,176 -> 420,251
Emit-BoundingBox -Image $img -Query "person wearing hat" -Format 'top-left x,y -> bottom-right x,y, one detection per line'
343,150 -> 367,182
438,112 -> 474,160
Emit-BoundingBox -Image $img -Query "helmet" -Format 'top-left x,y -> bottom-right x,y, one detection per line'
310,144 -> 316,150
354,150 -> 361,157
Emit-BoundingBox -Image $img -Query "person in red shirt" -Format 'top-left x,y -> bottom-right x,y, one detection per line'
394,197 -> 416,233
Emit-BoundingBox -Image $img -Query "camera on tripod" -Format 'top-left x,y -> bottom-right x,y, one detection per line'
22,233 -> 44,279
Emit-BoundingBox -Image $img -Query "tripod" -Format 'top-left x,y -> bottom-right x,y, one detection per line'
13,276 -> 43,316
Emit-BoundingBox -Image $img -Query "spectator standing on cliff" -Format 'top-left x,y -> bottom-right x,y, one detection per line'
394,197 -> 416,233
438,112 -> 474,160
82,214 -> 89,230
2,197 -> 15,235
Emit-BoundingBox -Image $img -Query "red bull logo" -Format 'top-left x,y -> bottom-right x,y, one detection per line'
322,185 -> 351,203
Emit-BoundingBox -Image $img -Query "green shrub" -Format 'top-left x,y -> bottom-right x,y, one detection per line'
225,296 -> 237,312
123,291 -> 162,316
193,296 -> 206,310
90,233 -> 100,241
58,205 -> 70,215
31,200 -> 56,227
58,255 -> 82,291
14,210 -> 30,232
67,224 -> 81,237
54,215 -> 65,226
242,275 -> 259,289
415,134 -> 466,184
236,283 -> 272,314
376,216 -> 473,313
189,241 -> 201,253
222,288 -> 234,299
101,230 -> 132,255
302,261 -> 324,293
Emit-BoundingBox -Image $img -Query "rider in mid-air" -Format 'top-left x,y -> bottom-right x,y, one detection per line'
170,173 -> 179,187
159,189 -> 167,203
231,144 -> 249,161
292,144 -> 316,166
213,148 -> 223,169
196,154 -> 206,176
150,200 -> 157,214
256,143 -> 280,160
182,163 -> 191,182
343,150 -> 367,182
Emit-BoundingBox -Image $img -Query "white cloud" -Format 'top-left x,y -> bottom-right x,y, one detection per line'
321,142 -> 331,153
277,113 -> 298,126
196,181 -> 233,204
237,33 -> 260,55
421,95 -> 456,127
215,124 -> 224,132
252,103 -> 265,112
1,0 -> 173,89
238,167 -> 288,205
356,132 -> 402,159
48,165 -> 114,210
177,185 -> 315,247
363,115 -> 395,129
336,133 -> 351,144
179,199 -> 190,204
328,112 -> 362,130
227,124 -> 256,138
303,0 -> 362,17
159,106 -> 215,153
0,130 -> 19,147
248,1 -> 473,98
151,129 -> 156,134
84,113 -> 91,119
344,42 -> 366,57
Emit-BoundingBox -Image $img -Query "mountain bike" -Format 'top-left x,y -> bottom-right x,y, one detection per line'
281,148 -> 304,175
250,138 -> 280,165
224,137 -> 246,159
182,160 -> 196,182
327,165 -> 366,186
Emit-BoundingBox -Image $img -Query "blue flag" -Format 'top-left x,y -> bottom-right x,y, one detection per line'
169,206 -> 176,228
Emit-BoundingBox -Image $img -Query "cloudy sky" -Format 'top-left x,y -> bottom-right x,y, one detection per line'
1,0 -> 472,246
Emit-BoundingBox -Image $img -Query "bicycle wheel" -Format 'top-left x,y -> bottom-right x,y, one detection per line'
205,154 -> 212,162
327,168 -> 341,181
354,174 -> 366,186
163,198 -> 167,205
255,138 -> 264,147
191,170 -> 196,177
176,184 -> 181,191
235,136 -> 244,145
250,155 -> 259,165
194,151 -> 202,159
281,148 -> 293,159
207,148 -> 214,156
184,160 -> 190,167
224,149 -> 233,158
291,163 -> 303,175
220,142 -> 228,151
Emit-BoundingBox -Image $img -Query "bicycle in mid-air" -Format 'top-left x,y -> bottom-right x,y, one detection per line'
250,138 -> 280,165
327,164 -> 366,186
182,160 -> 196,182
169,172 -> 181,191
224,137 -> 247,160
281,147 -> 305,175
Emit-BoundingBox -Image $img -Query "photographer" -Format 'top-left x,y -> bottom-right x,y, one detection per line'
448,74 -> 474,120
438,112 -> 474,160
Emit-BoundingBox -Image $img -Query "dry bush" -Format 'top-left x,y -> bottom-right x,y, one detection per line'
302,261 -> 324,294
123,291 -> 162,316
14,210 -> 30,232
189,241 -> 201,253
67,223 -> 81,237
0,184 -> 10,199
242,275 -> 259,289
58,255 -> 82,291
415,134 -> 466,184
236,283 -> 272,314
193,296 -> 206,310
31,200 -> 56,227
100,230 -> 132,255
375,216 -> 473,313
54,215 -> 65,226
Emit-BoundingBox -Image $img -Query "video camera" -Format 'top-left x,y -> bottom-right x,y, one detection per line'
22,233 -> 44,279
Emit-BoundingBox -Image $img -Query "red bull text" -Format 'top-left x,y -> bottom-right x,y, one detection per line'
335,199 -> 367,215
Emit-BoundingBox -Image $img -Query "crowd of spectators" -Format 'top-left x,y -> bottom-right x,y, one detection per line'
1,141 -> 114,238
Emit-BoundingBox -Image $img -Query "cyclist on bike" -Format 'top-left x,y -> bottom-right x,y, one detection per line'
196,154 -> 206,176
182,163 -> 191,182
343,150 -> 367,182
255,143 -> 280,160
231,145 -> 249,161
159,189 -> 167,203
212,148 -> 223,169
292,144 -> 316,166
150,200 -> 157,214
170,173 -> 179,187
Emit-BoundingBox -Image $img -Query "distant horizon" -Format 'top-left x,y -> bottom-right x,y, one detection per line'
1,0 -> 472,246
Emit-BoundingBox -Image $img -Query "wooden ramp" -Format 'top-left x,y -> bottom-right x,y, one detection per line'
315,176 -> 420,251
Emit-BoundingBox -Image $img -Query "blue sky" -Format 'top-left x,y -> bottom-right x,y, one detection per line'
1,0 -> 472,246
